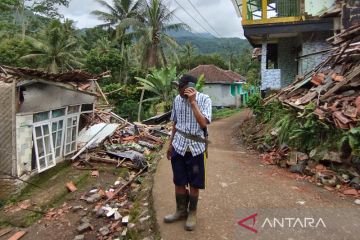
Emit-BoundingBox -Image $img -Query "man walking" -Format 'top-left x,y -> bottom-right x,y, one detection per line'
164,74 -> 212,231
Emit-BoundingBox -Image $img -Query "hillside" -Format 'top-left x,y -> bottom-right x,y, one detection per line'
168,30 -> 251,56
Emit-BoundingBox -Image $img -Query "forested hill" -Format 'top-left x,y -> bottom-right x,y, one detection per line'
168,30 -> 251,55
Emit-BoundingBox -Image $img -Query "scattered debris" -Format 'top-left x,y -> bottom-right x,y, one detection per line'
77,222 -> 93,234
66,181 -> 78,192
273,26 -> 360,130
7,231 -> 27,240
0,228 -> 13,237
354,199 -> 360,205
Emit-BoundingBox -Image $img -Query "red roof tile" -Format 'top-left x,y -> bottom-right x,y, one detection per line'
187,65 -> 246,84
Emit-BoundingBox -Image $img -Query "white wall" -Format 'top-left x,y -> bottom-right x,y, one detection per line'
203,84 -> 237,107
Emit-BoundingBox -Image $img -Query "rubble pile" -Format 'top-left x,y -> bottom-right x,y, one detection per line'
52,109 -> 169,239
276,24 -> 360,129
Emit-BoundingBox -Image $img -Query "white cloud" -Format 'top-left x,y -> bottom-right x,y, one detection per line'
59,0 -> 244,37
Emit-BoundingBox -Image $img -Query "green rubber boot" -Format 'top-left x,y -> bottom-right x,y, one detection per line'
164,193 -> 189,223
185,195 -> 198,231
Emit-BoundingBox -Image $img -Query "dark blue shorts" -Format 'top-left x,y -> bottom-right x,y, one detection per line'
171,149 -> 206,189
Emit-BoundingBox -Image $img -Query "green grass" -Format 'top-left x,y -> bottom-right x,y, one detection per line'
212,108 -> 242,120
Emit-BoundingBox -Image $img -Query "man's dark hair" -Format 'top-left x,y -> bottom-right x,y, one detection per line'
178,74 -> 198,88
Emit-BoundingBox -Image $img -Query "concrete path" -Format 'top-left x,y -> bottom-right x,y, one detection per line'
153,110 -> 359,240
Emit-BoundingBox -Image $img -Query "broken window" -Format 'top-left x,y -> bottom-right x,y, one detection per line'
64,115 -> 79,155
52,119 -> 65,159
33,123 -> 56,173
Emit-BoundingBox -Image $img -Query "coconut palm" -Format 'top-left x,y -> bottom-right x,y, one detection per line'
21,19 -> 83,73
92,0 -> 143,42
180,42 -> 196,70
128,0 -> 188,68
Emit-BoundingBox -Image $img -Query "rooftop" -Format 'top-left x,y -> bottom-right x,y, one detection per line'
188,65 -> 246,84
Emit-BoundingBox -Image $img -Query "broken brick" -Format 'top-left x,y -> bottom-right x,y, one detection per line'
66,181 -> 77,192
7,231 -> 26,240
343,189 -> 358,196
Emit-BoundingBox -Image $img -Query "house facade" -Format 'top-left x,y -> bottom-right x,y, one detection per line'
0,66 -> 102,197
231,0 -> 343,91
188,65 -> 247,107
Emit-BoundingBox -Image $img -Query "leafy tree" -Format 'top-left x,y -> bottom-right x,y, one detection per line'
0,38 -> 31,66
92,0 -> 143,43
178,53 -> 227,72
180,42 -> 196,70
135,66 -> 178,111
129,0 -> 188,68
21,19 -> 83,73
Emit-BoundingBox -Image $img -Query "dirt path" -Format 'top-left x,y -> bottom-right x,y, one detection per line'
153,110 -> 359,240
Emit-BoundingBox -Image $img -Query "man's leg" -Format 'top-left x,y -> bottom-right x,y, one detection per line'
185,152 -> 206,231
164,151 -> 190,223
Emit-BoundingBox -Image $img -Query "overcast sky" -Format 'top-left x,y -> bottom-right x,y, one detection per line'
58,0 -> 244,38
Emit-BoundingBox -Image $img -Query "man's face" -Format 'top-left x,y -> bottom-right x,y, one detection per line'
178,85 -> 187,98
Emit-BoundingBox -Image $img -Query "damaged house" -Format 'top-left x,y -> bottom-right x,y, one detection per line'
0,66 -> 105,194
231,0 -> 350,91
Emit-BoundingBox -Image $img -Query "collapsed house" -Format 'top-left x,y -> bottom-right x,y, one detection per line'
0,65 -> 106,194
231,0 -> 356,91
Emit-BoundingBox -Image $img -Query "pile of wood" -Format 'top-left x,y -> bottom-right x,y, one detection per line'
276,24 -> 360,129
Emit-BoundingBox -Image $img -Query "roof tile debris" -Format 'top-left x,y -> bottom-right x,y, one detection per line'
273,24 -> 360,129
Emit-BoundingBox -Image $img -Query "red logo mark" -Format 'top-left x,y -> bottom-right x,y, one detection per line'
238,213 -> 258,234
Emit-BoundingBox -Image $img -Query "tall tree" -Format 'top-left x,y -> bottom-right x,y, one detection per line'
180,42 -> 196,70
92,0 -> 143,43
129,0 -> 188,68
21,19 -> 83,73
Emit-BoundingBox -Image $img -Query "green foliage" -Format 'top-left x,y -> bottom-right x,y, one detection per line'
135,66 -> 178,111
247,93 -> 264,117
213,108 -> 241,120
195,74 -> 205,92
0,38 -> 31,66
341,127 -> 360,156
85,48 -> 124,76
177,53 -> 227,72
21,19 -> 83,73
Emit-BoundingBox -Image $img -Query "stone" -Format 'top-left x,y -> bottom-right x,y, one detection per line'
80,217 -> 91,224
74,235 -> 84,240
354,199 -> 360,205
77,223 -> 92,233
121,228 -> 127,237
317,172 -> 338,187
72,206 -> 83,212
289,164 -> 305,174
128,223 -> 136,229
350,177 -> 360,190
85,193 -> 101,203
99,226 -> 110,236
139,215 -> 150,223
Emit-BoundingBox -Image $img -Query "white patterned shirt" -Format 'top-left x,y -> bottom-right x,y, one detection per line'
170,92 -> 212,156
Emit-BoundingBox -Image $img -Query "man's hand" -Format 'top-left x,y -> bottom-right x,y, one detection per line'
167,145 -> 173,160
184,87 -> 197,103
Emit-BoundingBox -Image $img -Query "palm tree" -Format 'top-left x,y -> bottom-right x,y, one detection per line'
180,42 -> 196,70
21,19 -> 83,73
92,0 -> 143,43
130,0 -> 188,68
